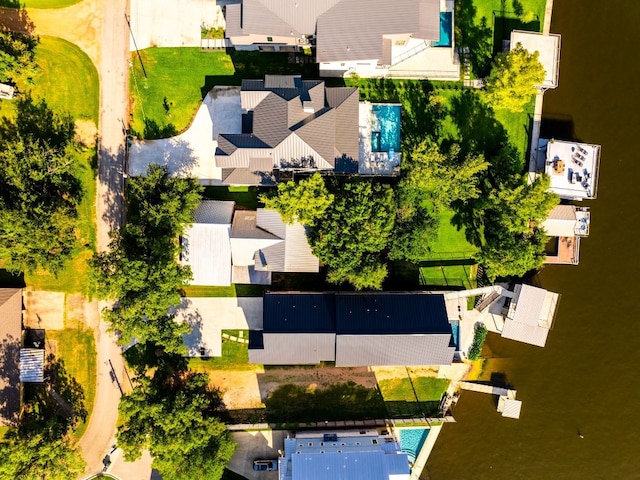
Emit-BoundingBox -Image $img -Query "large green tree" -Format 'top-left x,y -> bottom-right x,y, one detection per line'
117,368 -> 235,480
260,172 -> 333,225
485,42 -> 546,112
0,432 -> 86,480
479,175 -> 559,280
92,164 -> 202,352
0,30 -> 38,88
390,141 -> 488,262
0,98 -> 81,274
309,179 -> 395,290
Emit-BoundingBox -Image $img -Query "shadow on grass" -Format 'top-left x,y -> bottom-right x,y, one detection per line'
455,0 -> 494,77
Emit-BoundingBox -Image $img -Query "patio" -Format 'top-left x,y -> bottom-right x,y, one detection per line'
538,138 -> 601,200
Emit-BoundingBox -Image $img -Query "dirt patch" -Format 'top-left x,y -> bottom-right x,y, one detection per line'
23,290 -> 65,330
74,119 -> 97,147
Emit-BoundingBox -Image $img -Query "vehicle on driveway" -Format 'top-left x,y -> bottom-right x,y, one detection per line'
253,459 -> 278,471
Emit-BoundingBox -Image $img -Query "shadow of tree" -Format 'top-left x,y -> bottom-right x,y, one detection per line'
0,3 -> 35,35
140,118 -> 177,139
455,0 -> 494,77
0,332 -> 21,426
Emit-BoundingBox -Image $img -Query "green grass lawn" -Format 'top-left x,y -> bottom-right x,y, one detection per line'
24,148 -> 96,294
130,48 -> 235,137
420,265 -> 476,289
47,326 -> 97,442
471,0 -> 546,28
182,284 -> 267,298
378,377 -> 450,402
22,0 -> 80,7
429,208 -> 478,258
189,331 -> 261,372
32,36 -> 99,122
202,186 -> 263,210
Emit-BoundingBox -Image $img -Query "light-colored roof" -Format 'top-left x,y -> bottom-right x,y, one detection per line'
249,332 -> 336,365
498,396 -> 522,419
502,284 -> 559,347
316,0 -> 440,63
542,205 -> 590,237
231,265 -> 272,285
193,200 -> 235,224
510,30 -> 561,88
543,139 -> 600,200
335,334 -> 454,367
19,348 -> 44,383
182,224 -> 232,286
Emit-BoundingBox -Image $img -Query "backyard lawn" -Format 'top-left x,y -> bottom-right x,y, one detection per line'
23,0 -> 81,7
189,331 -> 261,372
47,325 -> 97,442
378,377 -> 450,402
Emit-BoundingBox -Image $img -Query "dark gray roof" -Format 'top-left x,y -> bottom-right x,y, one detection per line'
231,211 -> 280,240
263,292 -> 336,333
216,76 -> 359,179
316,0 -> 440,63
192,200 -> 235,224
335,293 -> 450,335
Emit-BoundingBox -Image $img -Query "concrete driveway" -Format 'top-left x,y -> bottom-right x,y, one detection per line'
229,431 -> 285,480
128,87 -> 241,184
129,0 -> 224,50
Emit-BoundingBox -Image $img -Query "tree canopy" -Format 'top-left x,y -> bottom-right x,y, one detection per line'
117,366 -> 235,480
0,98 -> 82,275
260,172 -> 334,225
92,163 -> 202,352
0,30 -> 38,88
309,178 -> 395,290
485,42 -> 546,112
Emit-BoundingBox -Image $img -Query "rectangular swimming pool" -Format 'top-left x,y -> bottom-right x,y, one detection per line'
371,104 -> 401,153
433,12 -> 452,47
399,428 -> 430,463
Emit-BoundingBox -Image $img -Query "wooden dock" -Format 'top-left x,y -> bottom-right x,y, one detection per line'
458,381 -> 517,399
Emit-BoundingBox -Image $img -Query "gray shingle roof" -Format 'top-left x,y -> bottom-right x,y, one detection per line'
215,76 -> 359,179
192,200 -> 235,224
316,0 -> 440,63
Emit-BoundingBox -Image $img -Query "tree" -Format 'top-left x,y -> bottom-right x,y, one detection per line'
0,99 -> 81,274
478,175 -> 559,280
484,42 -> 546,112
260,172 -> 334,225
309,179 -> 395,290
117,368 -> 235,480
91,164 -> 202,352
390,141 -> 488,262
0,432 -> 86,480
0,31 -> 38,88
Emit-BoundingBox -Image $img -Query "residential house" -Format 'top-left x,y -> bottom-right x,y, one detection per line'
542,204 -> 590,265
279,430 -> 410,480
249,292 -> 456,366
181,200 -> 319,286
215,75 -> 360,184
0,288 -> 22,426
224,0 -> 460,79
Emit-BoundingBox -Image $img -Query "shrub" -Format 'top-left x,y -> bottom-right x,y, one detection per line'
468,324 -> 488,360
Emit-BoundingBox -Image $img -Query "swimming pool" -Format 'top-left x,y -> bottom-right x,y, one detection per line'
433,12 -> 452,47
399,428 -> 430,462
450,321 -> 460,350
371,104 -> 401,153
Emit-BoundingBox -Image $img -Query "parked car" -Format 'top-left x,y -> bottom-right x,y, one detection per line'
253,459 -> 278,471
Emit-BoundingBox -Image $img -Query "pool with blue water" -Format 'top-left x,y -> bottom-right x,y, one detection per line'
371,104 -> 401,153
450,321 -> 460,350
399,428 -> 430,462
433,12 -> 452,47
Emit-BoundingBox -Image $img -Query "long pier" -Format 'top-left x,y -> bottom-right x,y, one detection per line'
458,381 -> 517,399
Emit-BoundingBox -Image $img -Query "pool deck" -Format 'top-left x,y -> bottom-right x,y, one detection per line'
358,102 -> 401,175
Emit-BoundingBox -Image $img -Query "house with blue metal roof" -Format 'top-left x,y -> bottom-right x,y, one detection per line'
249,292 -> 455,366
279,430 -> 410,480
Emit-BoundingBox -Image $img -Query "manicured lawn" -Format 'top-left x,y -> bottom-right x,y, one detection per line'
202,186 -> 263,210
182,284 -> 267,298
130,48 -> 235,137
23,0 -> 80,7
47,326 -> 97,442
33,36 -> 99,122
378,377 -> 450,402
189,331 -> 261,372
494,97 -> 535,161
428,208 -> 478,259
24,148 -> 96,294
420,265 -> 476,289
471,0 -> 546,29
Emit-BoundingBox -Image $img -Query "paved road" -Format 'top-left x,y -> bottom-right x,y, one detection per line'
78,0 -> 130,475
